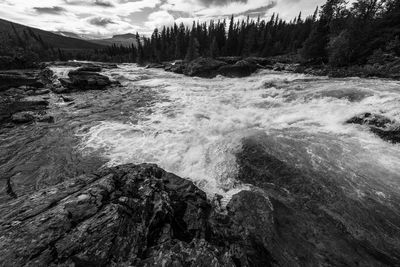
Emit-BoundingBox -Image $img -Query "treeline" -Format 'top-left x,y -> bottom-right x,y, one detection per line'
110,12 -> 316,64
106,0 -> 400,68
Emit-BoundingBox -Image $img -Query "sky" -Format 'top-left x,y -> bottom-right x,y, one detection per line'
0,0 -> 327,38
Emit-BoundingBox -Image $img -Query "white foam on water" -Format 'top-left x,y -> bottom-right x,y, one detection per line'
78,66 -> 400,199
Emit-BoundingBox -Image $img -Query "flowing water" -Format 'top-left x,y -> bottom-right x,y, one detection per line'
1,64 -> 400,204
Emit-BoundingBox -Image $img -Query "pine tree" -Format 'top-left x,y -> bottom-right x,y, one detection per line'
209,37 -> 219,58
185,31 -> 200,61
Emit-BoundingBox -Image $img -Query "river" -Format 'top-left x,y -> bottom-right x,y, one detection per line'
1,64 -> 399,206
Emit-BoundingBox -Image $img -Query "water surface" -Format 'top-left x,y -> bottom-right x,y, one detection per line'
1,64 -> 399,204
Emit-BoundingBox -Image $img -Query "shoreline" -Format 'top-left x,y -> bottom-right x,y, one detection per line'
142,56 -> 400,81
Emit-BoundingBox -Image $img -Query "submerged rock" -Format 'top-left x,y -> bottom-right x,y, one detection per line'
347,113 -> 400,143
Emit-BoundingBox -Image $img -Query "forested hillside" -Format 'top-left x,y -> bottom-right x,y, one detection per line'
0,18 -> 108,69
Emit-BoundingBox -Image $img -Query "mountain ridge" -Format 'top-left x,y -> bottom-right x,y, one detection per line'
0,18 -> 105,50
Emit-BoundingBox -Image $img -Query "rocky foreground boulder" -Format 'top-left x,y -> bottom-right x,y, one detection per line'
1,161 -> 399,266
347,112 -> 400,143
0,164 -> 273,266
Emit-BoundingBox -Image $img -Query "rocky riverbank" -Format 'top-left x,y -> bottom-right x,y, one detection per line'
148,57 -> 275,78
0,62 -> 120,126
147,56 -> 400,80
1,161 -> 399,266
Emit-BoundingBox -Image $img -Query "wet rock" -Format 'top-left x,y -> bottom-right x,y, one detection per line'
218,59 -> 258,78
32,89 -> 51,95
37,114 -> 55,123
347,113 -> 400,143
11,111 -> 36,123
11,111 -> 54,124
61,95 -> 74,102
1,160 -> 399,266
245,57 -> 273,67
216,56 -> 242,64
0,164 -> 272,266
0,97 -> 50,125
59,69 -> 112,91
183,57 -> 227,78
76,66 -> 102,72
234,136 -> 400,266
146,63 -> 165,69
0,70 -> 44,91
49,61 -> 118,69
38,67 -> 55,84
0,68 -> 53,92
165,61 -> 185,74
51,84 -> 69,94
347,112 -> 393,128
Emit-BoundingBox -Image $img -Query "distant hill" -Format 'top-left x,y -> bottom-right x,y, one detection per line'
52,31 -> 87,40
51,30 -> 138,47
89,34 -> 138,47
0,18 -> 105,50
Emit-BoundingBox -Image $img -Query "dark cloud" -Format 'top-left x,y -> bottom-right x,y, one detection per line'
198,0 -> 247,7
169,10 -> 192,19
236,2 -> 277,16
88,17 -> 116,26
33,6 -> 66,14
63,0 -> 114,7
94,0 -> 114,7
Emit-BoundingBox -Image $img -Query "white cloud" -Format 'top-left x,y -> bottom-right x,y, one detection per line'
145,10 -> 175,30
0,0 -> 330,36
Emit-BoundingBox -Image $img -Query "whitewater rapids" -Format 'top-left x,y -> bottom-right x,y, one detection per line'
1,64 -> 399,203
76,65 -> 400,200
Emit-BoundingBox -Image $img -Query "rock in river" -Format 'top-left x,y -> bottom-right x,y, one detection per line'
59,69 -> 112,91
347,112 -> 400,143
218,59 -> 259,78
183,57 -> 227,78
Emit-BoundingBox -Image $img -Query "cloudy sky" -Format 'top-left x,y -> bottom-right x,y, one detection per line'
0,0 -> 326,38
